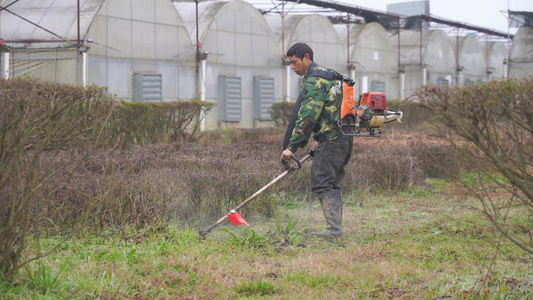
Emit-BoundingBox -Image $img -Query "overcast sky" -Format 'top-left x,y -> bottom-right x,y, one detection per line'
247,0 -> 533,34
340,0 -> 532,33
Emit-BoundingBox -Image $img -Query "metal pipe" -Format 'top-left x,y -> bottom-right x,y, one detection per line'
419,17 -> 423,66
361,75 -> 368,93
284,67 -> 290,102
422,64 -> 427,86
397,18 -> 400,70
400,72 -> 405,100
503,59 -> 508,80
346,14 -> 350,64
82,50 -> 88,87
200,59 -> 206,102
77,0 -> 81,49
196,0 -> 199,54
455,34 -> 460,85
281,1 -> 285,55
506,4 -> 511,80
200,58 -> 207,131
350,68 -> 356,96
3,51 -> 8,79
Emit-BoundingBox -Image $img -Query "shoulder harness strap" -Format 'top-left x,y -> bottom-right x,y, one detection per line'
306,69 -> 355,87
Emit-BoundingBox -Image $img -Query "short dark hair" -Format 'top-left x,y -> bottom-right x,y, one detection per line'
286,43 -> 313,61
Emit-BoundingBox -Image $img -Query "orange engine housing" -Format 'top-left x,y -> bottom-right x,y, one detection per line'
359,92 -> 387,111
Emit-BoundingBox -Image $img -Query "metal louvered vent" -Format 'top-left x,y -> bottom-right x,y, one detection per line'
134,73 -> 162,102
437,78 -> 450,89
370,81 -> 386,94
219,76 -> 242,122
254,77 -> 275,120
464,79 -> 476,87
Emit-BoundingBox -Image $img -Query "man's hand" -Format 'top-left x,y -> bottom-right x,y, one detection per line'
309,140 -> 318,151
281,148 -> 293,162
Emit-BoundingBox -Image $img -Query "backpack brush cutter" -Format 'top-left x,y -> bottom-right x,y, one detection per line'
198,91 -> 403,239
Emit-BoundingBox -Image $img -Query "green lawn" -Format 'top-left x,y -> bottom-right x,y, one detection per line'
2,183 -> 532,299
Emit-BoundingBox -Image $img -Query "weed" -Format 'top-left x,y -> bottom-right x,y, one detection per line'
274,218 -> 304,246
285,270 -> 338,288
156,237 -> 170,256
24,260 -> 66,294
126,247 -> 139,265
400,186 -> 434,198
219,228 -> 270,249
425,177 -> 451,190
234,280 -> 278,296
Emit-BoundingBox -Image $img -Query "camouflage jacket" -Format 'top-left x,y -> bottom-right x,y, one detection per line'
288,62 -> 342,153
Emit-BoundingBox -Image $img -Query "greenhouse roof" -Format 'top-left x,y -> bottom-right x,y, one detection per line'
0,0 -> 105,48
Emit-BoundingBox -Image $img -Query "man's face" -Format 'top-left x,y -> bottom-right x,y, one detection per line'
288,54 -> 311,76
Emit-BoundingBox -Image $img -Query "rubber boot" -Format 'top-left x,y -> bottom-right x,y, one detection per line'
311,190 -> 343,237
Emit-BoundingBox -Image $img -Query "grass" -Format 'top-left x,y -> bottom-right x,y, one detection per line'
2,182 -> 532,299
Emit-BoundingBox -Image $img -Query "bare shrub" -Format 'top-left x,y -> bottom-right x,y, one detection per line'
386,100 -> 437,130
417,78 -> 533,255
110,100 -> 214,147
0,78 -> 115,281
269,101 -> 295,126
341,133 -> 461,193
73,130 -> 455,229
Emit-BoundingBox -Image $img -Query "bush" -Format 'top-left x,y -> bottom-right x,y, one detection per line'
269,101 -> 295,126
0,78 -> 115,281
417,78 -> 533,256
110,100 -> 214,147
387,99 -> 438,130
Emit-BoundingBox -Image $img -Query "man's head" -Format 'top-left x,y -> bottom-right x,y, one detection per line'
286,43 -> 313,76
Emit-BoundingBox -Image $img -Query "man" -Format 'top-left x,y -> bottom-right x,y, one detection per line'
281,42 -> 353,237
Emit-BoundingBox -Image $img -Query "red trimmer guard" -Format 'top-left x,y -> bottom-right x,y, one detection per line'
227,210 -> 250,226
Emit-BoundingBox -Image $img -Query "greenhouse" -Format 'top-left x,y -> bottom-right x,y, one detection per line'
340,22 -> 398,98
452,35 -> 489,86
1,0 -> 194,102
390,29 -> 456,94
265,13 -> 347,102
0,0 -> 105,84
174,0 -> 281,129
509,26 -> 533,77
485,41 -> 508,82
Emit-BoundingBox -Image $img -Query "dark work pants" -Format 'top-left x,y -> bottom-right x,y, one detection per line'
310,134 -> 353,194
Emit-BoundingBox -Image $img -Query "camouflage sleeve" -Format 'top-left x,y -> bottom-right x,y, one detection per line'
288,77 -> 326,153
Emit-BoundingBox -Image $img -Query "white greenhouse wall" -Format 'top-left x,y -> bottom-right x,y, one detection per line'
348,23 -> 397,99
273,14 -> 348,102
510,26 -> 533,77
451,36 -> 487,86
86,0 -> 195,101
485,41 -> 507,81
178,0 -> 281,129
391,30 -> 455,93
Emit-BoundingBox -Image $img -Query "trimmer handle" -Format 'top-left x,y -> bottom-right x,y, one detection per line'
283,155 -> 302,172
